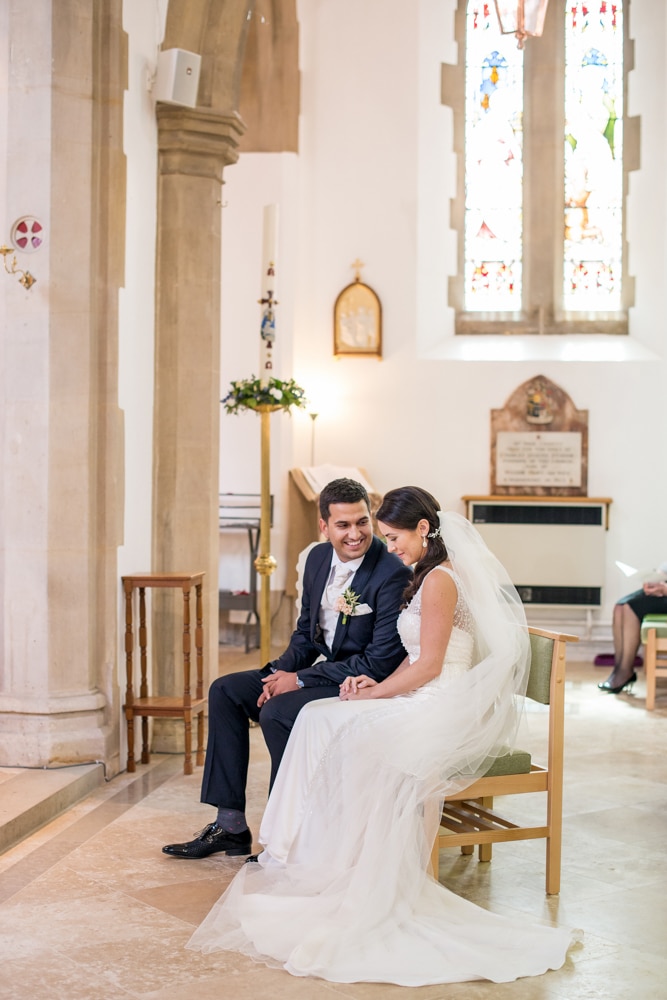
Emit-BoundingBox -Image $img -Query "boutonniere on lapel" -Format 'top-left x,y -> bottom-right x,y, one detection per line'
335,587 -> 361,624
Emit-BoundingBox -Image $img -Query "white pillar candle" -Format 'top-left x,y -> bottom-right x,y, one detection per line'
259,204 -> 279,385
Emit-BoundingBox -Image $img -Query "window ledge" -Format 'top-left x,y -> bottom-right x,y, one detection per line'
422,335 -> 658,363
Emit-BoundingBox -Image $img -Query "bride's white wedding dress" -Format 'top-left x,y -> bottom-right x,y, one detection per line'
188,551 -> 578,985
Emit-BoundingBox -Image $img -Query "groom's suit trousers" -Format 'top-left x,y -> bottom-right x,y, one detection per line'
200,669 -> 339,811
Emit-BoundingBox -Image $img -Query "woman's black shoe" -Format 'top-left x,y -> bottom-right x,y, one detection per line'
598,671 -> 637,694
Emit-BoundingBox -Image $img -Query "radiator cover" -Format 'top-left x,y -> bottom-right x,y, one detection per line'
467,500 -> 607,607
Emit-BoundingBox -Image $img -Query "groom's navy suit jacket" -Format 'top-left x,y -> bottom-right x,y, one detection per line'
266,536 -> 412,687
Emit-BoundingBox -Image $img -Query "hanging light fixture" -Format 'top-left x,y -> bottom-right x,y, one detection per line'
493,0 -> 550,48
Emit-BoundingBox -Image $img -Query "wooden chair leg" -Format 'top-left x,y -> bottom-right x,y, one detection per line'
478,796 -> 493,861
646,628 -> 657,711
126,711 -> 136,773
430,836 -> 440,879
461,844 -> 474,856
546,757 -> 564,894
546,833 -> 561,895
427,794 -> 441,878
140,716 -> 150,764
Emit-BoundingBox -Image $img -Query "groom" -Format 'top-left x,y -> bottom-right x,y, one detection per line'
163,477 -> 411,859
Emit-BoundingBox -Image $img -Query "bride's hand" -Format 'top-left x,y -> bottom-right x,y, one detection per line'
339,675 -> 377,699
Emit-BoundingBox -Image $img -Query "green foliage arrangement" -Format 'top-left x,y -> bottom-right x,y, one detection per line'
222,375 -> 307,415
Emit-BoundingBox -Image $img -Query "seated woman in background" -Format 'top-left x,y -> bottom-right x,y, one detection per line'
599,565 -> 667,694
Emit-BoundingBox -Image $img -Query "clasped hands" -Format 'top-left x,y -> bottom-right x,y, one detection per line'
257,669 -> 379,707
339,674 -> 377,700
257,670 -> 299,707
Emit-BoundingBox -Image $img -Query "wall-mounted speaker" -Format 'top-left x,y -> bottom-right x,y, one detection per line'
154,48 -> 201,108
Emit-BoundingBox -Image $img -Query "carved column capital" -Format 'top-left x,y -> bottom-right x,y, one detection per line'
156,104 -> 246,178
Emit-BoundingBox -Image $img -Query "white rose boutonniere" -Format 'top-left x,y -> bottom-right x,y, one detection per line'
335,587 -> 361,624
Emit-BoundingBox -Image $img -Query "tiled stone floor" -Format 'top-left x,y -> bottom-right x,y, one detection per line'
0,647 -> 665,999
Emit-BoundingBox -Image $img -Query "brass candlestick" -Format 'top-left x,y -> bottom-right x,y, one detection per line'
255,404 -> 280,663
222,376 -> 306,664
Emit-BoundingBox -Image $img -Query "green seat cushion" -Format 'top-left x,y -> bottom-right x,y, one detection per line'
641,615 -> 667,642
481,746 -> 532,777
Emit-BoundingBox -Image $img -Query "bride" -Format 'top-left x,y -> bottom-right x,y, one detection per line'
187,486 -> 578,985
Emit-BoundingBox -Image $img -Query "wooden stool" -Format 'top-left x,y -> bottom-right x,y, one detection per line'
640,614 -> 667,711
122,572 -> 206,774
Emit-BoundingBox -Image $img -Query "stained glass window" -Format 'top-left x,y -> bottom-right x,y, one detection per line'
461,1 -> 627,327
465,4 -> 524,311
564,1 -> 624,311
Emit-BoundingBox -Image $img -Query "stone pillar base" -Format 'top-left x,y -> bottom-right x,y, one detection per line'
0,691 -> 117,772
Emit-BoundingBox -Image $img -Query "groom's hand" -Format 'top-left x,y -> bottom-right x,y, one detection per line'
257,670 -> 299,707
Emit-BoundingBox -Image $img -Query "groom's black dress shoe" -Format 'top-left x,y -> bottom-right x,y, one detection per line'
245,853 -> 260,864
162,823 -> 252,859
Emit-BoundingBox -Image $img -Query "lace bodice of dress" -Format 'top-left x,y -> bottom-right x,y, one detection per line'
397,565 -> 474,681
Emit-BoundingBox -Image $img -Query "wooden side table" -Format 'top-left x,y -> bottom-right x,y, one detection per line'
122,572 -> 206,775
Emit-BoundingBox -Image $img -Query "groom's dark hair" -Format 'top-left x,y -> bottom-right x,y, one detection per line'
319,478 -> 371,521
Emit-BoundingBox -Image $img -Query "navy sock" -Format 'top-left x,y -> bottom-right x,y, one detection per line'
216,808 -> 248,833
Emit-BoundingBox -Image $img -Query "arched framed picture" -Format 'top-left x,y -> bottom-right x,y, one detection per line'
333,278 -> 382,358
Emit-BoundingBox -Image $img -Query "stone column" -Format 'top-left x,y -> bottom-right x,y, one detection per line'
0,0 -> 125,769
151,106 -> 245,746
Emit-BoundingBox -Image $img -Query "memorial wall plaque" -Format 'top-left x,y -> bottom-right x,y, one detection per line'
491,376 -> 588,496
496,431 -> 582,488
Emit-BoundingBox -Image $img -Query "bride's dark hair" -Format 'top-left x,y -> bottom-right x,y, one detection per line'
376,486 -> 448,604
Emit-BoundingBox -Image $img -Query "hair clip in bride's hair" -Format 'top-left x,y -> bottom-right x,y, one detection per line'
427,526 -> 441,539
